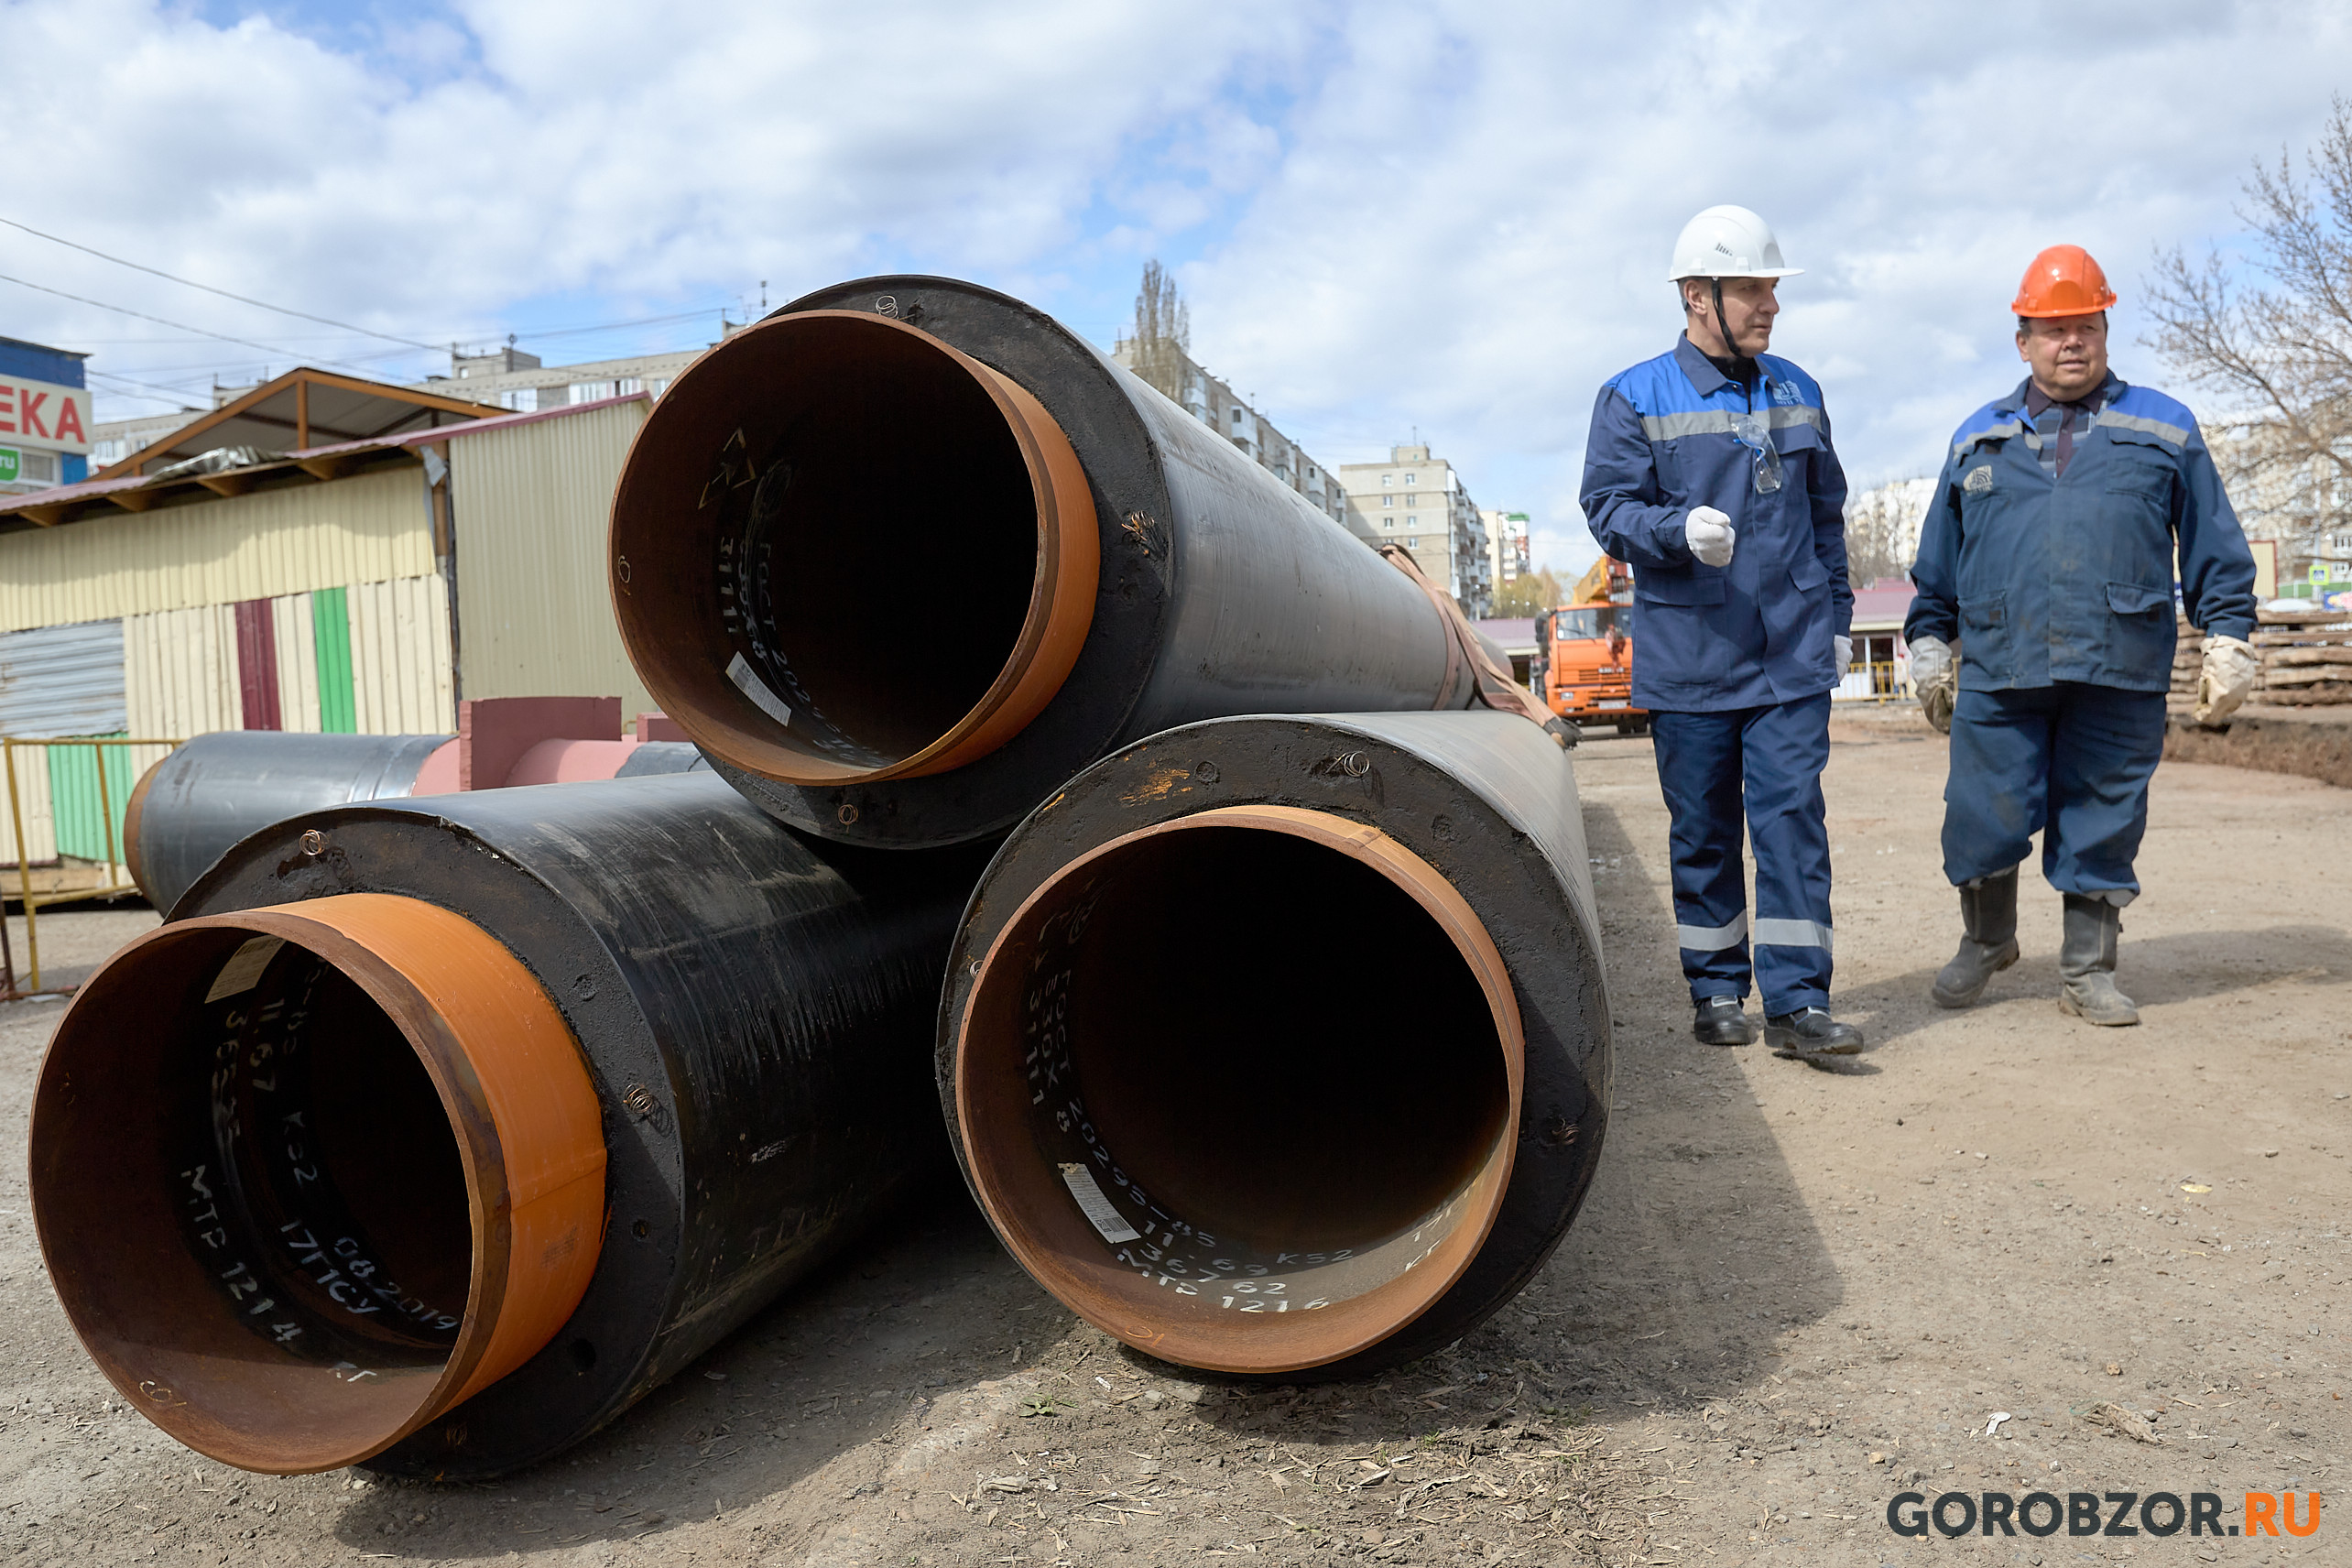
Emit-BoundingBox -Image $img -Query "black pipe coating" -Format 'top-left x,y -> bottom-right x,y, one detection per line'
161,771 -> 988,1476
938,711 -> 1610,1376
126,732 -> 712,915
621,276 -> 1476,848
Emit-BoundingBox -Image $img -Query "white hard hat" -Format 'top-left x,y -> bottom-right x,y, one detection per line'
1668,205 -> 1802,281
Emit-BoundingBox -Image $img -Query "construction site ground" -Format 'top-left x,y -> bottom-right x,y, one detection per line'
0,708 -> 2344,1567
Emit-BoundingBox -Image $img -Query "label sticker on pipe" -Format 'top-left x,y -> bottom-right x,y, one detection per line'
204,936 -> 285,1003
726,652 -> 793,730
1060,1162 -> 1142,1244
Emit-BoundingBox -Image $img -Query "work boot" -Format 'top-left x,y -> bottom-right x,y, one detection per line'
2058,893 -> 2139,1026
1764,1007 -> 1865,1059
1931,867 -> 2020,1008
1692,996 -> 1756,1046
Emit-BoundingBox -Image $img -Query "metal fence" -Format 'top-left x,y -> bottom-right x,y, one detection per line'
1834,660 -> 1913,702
3,735 -> 181,997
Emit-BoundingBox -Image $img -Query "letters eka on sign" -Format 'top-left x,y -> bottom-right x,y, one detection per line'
1887,1489 -> 2321,1540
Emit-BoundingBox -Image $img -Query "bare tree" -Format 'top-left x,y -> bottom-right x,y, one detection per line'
1842,476 -> 1930,586
2144,97 -> 2352,578
1121,259 -> 1192,405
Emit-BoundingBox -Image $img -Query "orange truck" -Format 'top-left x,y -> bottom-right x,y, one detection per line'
1538,556 -> 1647,735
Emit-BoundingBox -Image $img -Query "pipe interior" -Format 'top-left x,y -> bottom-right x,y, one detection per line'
35,924 -> 479,1466
723,320 -> 1042,767
1054,827 -> 1508,1255
176,935 -> 473,1361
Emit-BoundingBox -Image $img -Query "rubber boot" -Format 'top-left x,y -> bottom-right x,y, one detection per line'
2057,893 -> 2139,1026
1931,867 -> 2020,1008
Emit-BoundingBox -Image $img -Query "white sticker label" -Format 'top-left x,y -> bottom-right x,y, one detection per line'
1060,1162 -> 1142,1244
726,652 -> 793,729
204,936 -> 285,1003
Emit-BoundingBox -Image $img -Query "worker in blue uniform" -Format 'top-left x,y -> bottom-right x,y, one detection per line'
1905,245 -> 2260,1026
1580,205 -> 1863,1061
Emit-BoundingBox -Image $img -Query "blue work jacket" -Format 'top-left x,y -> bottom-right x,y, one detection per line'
1904,374 -> 2258,692
1580,336 -> 1853,712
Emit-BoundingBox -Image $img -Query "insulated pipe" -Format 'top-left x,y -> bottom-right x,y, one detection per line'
939,712 -> 1608,1376
33,895 -> 604,1473
124,732 -> 454,913
123,732 -> 709,914
33,772 -> 983,1477
609,278 -> 1477,849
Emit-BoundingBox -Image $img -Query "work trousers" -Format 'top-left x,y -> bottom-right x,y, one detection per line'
1943,682 -> 2167,901
1650,694 -> 1834,1015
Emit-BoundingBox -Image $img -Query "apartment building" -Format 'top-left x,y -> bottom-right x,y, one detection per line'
1481,508 -> 1530,585
1109,339 -> 1352,535
1338,445 -> 1494,616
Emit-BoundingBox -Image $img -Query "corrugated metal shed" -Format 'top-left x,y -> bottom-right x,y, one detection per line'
450,397 -> 654,718
269,591 -> 322,733
47,741 -> 136,862
0,747 -> 57,865
350,575 -> 455,733
122,578 -> 453,738
0,394 -> 641,761
0,465 -> 432,634
0,619 -> 126,736
125,604 -> 240,739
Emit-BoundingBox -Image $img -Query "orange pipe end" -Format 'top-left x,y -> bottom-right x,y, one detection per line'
608,309 -> 1099,789
955,805 -> 1522,1374
30,893 -> 604,1474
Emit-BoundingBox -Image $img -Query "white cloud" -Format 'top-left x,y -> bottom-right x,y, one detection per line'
1186,0 -> 2352,572
2,0 -> 1281,408
1,0 -> 2340,580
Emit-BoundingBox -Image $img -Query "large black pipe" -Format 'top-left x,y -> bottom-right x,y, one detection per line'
609,277 -> 1482,850
33,771 -> 985,1477
938,711 -> 1608,1377
125,732 -> 452,913
125,731 -> 710,914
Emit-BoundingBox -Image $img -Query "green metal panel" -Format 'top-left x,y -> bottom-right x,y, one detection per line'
312,585 -> 357,734
45,736 -> 133,863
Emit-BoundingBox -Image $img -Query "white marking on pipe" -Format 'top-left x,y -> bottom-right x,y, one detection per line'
1061,1162 -> 1142,1244
726,652 -> 793,729
205,936 -> 285,1003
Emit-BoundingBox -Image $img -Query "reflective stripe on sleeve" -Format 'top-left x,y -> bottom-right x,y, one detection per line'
1952,419 -> 2029,463
1675,911 -> 1749,952
2092,409 -> 2190,448
1752,917 -> 1834,953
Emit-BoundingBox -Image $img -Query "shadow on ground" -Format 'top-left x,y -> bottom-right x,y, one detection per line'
1836,922 -> 2352,1051
322,786 -> 1861,1557
332,1176 -> 1055,1558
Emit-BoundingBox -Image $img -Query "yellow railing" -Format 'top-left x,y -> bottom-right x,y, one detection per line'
1834,660 -> 1913,703
3,735 -> 182,997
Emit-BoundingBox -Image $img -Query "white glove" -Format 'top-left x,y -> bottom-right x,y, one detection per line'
1684,506 -> 1736,567
1835,635 -> 1854,675
2194,633 -> 2259,724
1909,635 -> 1956,735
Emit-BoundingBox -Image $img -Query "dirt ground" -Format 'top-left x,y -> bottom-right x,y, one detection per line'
0,711 -> 2345,1567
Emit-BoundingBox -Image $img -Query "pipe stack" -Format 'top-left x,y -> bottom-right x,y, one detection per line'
31,276 -> 1610,1481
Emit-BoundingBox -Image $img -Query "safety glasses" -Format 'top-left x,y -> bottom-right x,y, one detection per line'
1729,411 -> 1784,495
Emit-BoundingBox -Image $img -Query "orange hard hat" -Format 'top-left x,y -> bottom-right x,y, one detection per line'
2012,245 -> 2117,318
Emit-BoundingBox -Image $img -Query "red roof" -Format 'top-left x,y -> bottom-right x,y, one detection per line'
1851,578 -> 1916,628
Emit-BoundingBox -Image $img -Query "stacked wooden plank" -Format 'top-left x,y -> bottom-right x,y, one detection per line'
2250,604 -> 2352,706
2169,615 -> 2203,714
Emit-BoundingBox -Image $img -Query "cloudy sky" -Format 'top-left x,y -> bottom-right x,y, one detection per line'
6,0 -> 2345,570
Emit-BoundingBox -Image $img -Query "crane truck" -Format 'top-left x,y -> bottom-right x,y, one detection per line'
1537,555 -> 1647,736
